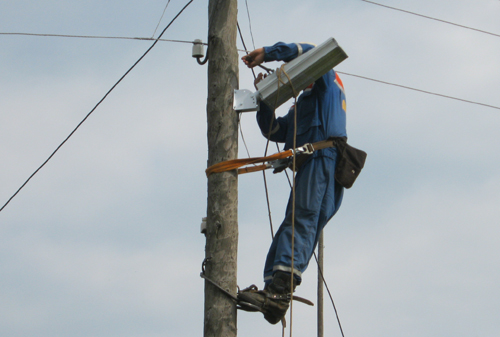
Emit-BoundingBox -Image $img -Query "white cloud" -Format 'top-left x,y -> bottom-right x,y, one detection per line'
1,0 -> 500,336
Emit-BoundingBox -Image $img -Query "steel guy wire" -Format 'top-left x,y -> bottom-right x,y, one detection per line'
0,0 -> 195,214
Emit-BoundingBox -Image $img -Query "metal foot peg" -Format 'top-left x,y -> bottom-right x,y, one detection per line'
200,273 -> 265,312
200,259 -> 313,321
292,295 -> 314,306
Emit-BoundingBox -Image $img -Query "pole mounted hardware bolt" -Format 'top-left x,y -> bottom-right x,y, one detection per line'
201,217 -> 207,235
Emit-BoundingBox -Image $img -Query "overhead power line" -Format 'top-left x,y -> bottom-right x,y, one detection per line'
337,71 -> 500,111
0,31 -> 202,45
152,0 -> 172,38
361,0 -> 500,38
2,33 -> 497,109
244,0 -> 256,50
0,32 -> 257,53
0,0 -> 195,214
313,251 -> 345,337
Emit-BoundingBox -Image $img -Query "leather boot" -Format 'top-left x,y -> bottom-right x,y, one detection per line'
237,271 -> 298,325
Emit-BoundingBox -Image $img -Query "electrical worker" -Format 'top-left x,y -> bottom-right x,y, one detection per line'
238,42 -> 347,324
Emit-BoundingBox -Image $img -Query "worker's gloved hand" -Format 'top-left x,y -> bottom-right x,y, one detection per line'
242,47 -> 265,68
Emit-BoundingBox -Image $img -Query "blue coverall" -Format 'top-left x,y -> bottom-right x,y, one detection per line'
256,42 -> 347,285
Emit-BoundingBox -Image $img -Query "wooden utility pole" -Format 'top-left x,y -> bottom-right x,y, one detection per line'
204,1 -> 239,337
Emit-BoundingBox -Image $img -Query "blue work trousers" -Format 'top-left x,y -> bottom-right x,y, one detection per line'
263,154 -> 344,284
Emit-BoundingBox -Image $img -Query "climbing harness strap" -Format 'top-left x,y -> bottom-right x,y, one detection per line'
200,258 -> 263,312
205,137 -> 341,177
205,149 -> 293,177
200,259 -> 313,312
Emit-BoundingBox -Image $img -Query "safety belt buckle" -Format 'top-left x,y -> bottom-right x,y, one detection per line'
269,158 -> 290,173
295,143 -> 315,155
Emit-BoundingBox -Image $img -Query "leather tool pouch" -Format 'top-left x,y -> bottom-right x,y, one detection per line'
334,138 -> 367,189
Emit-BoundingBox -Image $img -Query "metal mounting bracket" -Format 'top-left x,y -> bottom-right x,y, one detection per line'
233,89 -> 259,112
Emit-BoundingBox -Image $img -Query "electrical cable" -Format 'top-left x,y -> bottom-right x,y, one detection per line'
236,21 -> 281,245
361,0 -> 500,39
262,170 -> 275,239
6,29 -> 495,110
196,49 -> 209,65
244,0 -> 256,50
313,251 -> 346,337
239,46 -> 346,335
238,36 -> 343,334
0,31 -> 266,66
261,74 -> 285,241
151,0 -> 172,38
237,21 -> 256,80
337,71 -> 500,110
239,119 -> 252,159
234,12 -> 498,333
235,16 -> 343,335
260,67 -> 345,336
0,0 -> 195,214
235,23 -> 254,156
0,31 -> 200,44
236,19 -> 278,242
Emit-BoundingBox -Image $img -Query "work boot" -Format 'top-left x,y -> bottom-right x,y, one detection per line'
237,271 -> 297,325
263,271 -> 295,324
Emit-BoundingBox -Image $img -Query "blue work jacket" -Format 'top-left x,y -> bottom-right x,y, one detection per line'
257,42 -> 347,160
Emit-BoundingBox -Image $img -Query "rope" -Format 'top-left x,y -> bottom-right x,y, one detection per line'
274,64 -> 300,337
236,61 -> 300,335
274,66 -> 344,337
290,78 -> 298,337
237,40 -> 343,336
262,63 -> 287,241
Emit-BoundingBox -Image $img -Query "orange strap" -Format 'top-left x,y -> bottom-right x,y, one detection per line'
206,138 -> 339,177
205,149 -> 294,177
237,164 -> 268,175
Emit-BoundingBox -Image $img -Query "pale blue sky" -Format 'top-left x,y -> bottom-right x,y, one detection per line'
1,1 -> 499,336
